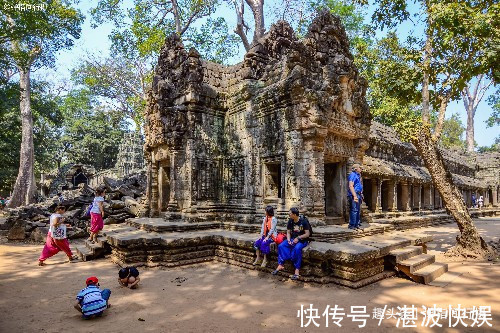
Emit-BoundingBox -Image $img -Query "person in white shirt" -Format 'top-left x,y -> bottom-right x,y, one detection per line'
38,206 -> 78,266
88,188 -> 106,243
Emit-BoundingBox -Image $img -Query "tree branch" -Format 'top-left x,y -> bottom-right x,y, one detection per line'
234,0 -> 250,51
171,0 -> 182,34
245,0 -> 265,42
433,94 -> 450,142
180,8 -> 201,35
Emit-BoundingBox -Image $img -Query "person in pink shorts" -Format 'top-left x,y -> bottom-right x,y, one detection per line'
38,205 -> 78,266
88,187 -> 106,243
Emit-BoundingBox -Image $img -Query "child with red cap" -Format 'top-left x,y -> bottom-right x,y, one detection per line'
74,276 -> 111,319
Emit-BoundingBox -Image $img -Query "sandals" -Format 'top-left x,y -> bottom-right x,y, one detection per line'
38,260 -> 45,266
260,259 -> 268,268
290,274 -> 300,281
252,258 -> 261,266
271,269 -> 281,275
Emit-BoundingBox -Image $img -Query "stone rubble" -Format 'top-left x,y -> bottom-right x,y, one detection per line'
1,172 -> 148,243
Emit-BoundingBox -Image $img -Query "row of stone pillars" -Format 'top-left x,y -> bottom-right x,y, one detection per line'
365,178 -> 442,213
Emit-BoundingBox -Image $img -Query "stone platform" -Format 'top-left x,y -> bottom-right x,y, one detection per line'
100,218 -> 439,288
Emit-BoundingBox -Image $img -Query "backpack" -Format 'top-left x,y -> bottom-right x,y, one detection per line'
300,215 -> 313,238
84,204 -> 93,217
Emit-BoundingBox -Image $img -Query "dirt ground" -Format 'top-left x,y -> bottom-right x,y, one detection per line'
0,217 -> 499,333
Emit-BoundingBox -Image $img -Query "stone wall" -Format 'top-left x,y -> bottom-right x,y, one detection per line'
144,11 -> 370,223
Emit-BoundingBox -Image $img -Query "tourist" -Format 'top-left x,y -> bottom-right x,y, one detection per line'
38,205 -> 78,266
253,205 -> 278,267
118,266 -> 141,289
472,193 -> 476,208
271,207 -> 311,280
74,276 -> 111,319
347,163 -> 364,230
478,195 -> 484,209
88,187 -> 106,243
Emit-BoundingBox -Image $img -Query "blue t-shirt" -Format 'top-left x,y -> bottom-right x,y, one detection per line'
76,285 -> 107,316
348,171 -> 363,194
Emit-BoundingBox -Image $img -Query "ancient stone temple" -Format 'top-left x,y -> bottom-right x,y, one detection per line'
361,122 -> 490,214
115,132 -> 145,177
144,11 -> 370,223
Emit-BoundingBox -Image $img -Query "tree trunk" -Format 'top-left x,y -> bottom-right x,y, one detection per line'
245,0 -> 265,42
414,127 -> 493,259
465,105 -> 475,152
6,68 -> 36,208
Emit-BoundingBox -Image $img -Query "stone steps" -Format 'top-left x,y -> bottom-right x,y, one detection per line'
74,236 -> 110,261
389,246 -> 449,284
99,222 -> 438,288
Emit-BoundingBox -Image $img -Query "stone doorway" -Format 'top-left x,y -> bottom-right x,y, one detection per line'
73,169 -> 88,187
158,162 -> 171,211
363,178 -> 373,211
381,180 -> 389,211
264,163 -> 282,199
324,163 -> 344,218
397,182 -> 403,211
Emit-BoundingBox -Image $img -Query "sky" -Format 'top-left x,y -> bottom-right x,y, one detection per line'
40,0 -> 498,147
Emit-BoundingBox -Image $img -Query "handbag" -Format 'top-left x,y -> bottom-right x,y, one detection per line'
52,224 -> 67,240
274,233 -> 287,245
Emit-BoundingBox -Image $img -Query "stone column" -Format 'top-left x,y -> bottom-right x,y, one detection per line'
494,187 -> 499,207
484,190 -> 490,207
412,184 -> 421,210
387,180 -> 397,211
423,184 -> 433,210
150,161 -> 159,217
400,181 -> 410,211
371,178 -> 381,212
167,151 -> 180,211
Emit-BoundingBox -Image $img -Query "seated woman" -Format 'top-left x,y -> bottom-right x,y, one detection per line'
253,205 -> 278,268
118,266 -> 140,289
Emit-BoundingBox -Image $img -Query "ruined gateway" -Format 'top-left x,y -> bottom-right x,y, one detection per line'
144,11 -> 499,225
144,12 -> 370,224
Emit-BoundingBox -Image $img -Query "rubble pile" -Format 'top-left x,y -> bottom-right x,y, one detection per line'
0,172 -> 148,243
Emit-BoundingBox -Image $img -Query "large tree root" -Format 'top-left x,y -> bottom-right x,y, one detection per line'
445,236 -> 498,261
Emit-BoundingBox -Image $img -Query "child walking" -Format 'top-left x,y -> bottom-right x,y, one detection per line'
88,187 -> 106,243
38,206 -> 78,266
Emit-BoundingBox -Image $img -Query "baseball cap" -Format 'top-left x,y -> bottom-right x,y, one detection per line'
86,276 -> 99,285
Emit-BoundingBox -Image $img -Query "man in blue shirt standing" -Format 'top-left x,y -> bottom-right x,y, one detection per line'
347,163 -> 364,230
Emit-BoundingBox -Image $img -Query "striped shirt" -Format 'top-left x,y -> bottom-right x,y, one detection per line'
76,285 -> 107,316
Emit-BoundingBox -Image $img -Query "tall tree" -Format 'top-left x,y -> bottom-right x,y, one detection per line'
356,0 -> 499,258
1,0 -> 83,207
461,75 -> 493,152
0,80 -> 62,197
79,0 -> 239,128
55,89 -> 129,170
440,113 -> 466,150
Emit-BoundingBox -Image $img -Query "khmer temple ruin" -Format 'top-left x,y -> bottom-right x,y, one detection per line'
143,12 -> 498,225
144,11 -> 371,224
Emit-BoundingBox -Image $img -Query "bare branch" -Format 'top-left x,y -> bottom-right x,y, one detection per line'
171,0 -> 182,34
180,8 -> 201,36
234,0 -> 250,51
245,0 -> 265,42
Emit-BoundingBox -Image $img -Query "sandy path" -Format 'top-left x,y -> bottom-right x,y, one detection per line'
0,217 -> 499,333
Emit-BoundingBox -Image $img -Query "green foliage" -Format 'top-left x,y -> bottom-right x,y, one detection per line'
477,136 -> 500,153
1,0 -> 84,70
55,89 -> 129,171
439,113 -> 466,149
354,0 -> 499,142
90,0 -> 239,64
0,81 -> 62,196
486,89 -> 500,128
